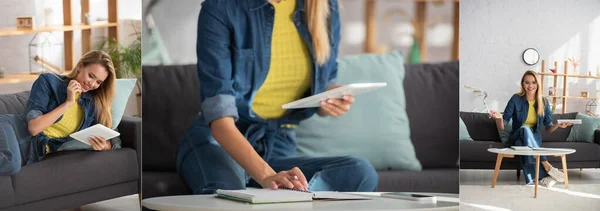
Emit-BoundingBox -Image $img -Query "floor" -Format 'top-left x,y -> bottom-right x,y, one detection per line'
62,194 -> 140,211
460,168 -> 600,211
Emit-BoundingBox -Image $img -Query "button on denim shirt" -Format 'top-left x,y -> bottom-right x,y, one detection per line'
196,0 -> 341,126
502,94 -> 553,141
24,73 -> 97,158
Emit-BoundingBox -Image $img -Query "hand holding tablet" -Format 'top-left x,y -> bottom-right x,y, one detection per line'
282,82 -> 387,109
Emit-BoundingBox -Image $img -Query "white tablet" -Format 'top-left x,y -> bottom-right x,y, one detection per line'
557,119 -> 582,125
282,82 -> 387,109
70,124 -> 120,145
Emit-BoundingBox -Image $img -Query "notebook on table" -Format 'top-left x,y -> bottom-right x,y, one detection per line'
215,188 -> 371,204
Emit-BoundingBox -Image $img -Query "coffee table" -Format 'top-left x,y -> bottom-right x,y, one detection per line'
142,192 -> 459,211
487,148 -> 576,198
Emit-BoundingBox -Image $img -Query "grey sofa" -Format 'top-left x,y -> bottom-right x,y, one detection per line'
460,111 -> 600,172
0,91 -> 141,211
141,61 -> 459,203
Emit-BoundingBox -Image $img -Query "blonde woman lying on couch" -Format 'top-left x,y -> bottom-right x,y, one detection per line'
0,50 -> 119,175
489,70 -> 572,187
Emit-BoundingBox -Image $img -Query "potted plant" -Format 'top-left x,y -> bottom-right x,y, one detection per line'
97,22 -> 142,116
0,65 -> 5,78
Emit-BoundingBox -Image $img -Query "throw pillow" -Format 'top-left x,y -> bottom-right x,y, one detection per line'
110,79 -> 136,129
459,117 -> 473,141
566,112 -> 600,143
296,51 -> 422,171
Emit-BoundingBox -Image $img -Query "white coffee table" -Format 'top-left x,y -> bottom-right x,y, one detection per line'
142,192 -> 459,211
487,148 -> 576,198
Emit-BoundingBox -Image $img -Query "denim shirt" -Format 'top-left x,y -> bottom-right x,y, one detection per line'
25,73 -> 97,151
195,0 -> 341,126
502,94 -> 553,134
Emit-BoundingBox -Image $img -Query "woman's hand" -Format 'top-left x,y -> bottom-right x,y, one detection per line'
66,80 -> 82,105
89,136 -> 112,151
558,122 -> 574,128
489,110 -> 502,119
317,85 -> 355,117
258,167 -> 308,191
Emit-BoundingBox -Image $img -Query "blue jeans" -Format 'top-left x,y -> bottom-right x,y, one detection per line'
513,126 -> 549,184
176,118 -> 379,194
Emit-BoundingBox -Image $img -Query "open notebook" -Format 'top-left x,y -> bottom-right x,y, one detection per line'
215,188 -> 371,204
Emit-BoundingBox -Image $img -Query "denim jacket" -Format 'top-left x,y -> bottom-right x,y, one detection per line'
25,73 -> 97,152
195,0 -> 341,126
502,94 -> 554,134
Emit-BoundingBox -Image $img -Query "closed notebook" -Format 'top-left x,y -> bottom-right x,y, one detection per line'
215,188 -> 370,204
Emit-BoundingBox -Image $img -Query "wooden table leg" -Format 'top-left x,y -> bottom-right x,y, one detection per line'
535,155 -> 540,198
492,153 -> 503,188
561,155 -> 569,189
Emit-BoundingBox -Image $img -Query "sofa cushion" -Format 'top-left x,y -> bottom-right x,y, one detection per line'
460,141 -> 513,162
297,51 -> 421,171
0,176 -> 14,208
142,171 -> 192,199
0,91 -> 29,115
404,61 -> 459,168
142,65 -> 200,171
377,169 -> 458,193
543,142 -> 600,161
542,112 -> 577,142
110,79 -> 137,129
460,112 -> 501,142
12,149 -> 138,205
567,113 -> 600,143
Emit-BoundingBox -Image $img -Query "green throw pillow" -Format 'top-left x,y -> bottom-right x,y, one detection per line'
296,51 -> 422,171
566,113 -> 600,143
499,120 -> 513,144
459,117 -> 473,141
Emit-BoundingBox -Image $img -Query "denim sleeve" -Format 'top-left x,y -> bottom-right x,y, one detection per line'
502,95 -> 515,126
326,1 -> 341,88
196,0 -> 238,124
543,97 -> 553,130
25,74 -> 51,122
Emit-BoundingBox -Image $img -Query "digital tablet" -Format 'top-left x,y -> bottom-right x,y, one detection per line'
557,119 -> 582,125
282,82 -> 387,109
70,124 -> 120,145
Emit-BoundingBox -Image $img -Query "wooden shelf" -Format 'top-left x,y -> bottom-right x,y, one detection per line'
0,22 -> 118,37
0,73 -> 40,85
538,72 -> 600,79
545,95 -> 600,100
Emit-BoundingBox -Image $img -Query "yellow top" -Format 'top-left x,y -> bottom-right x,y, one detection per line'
251,0 -> 312,119
523,100 -> 538,128
44,93 -> 84,139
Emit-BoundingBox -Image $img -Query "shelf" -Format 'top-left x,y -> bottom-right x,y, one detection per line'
538,72 -> 600,79
544,95 -> 600,100
0,73 -> 40,85
0,22 -> 118,37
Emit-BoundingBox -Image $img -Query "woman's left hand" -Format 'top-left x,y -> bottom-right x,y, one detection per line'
317,85 -> 355,117
558,122 -> 574,128
89,136 -> 112,151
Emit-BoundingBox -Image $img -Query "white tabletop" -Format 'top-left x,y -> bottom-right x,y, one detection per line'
142,192 -> 459,211
487,148 -> 576,156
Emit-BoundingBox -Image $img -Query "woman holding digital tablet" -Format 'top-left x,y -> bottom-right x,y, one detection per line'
0,50 -> 118,175
177,0 -> 378,194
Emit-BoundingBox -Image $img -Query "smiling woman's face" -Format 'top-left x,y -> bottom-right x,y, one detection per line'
75,63 -> 108,92
522,75 -> 538,95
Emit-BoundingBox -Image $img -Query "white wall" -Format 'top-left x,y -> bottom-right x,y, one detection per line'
460,0 -> 600,114
141,0 -> 455,65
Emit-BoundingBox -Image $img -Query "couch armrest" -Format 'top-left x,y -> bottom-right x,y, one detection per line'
595,129 -> 600,145
118,116 -> 141,154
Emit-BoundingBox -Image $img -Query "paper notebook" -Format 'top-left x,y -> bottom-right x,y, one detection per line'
215,188 -> 371,204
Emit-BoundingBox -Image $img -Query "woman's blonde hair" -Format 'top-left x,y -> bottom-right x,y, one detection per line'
305,0 -> 331,66
65,50 -> 116,128
517,70 -> 544,116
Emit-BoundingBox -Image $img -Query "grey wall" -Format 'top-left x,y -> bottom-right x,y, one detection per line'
460,0 -> 600,114
141,0 -> 455,65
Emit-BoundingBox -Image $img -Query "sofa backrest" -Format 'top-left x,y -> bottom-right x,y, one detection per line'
142,65 -> 200,171
142,61 -> 460,171
0,91 -> 30,115
404,61 -> 459,168
459,111 -> 577,142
